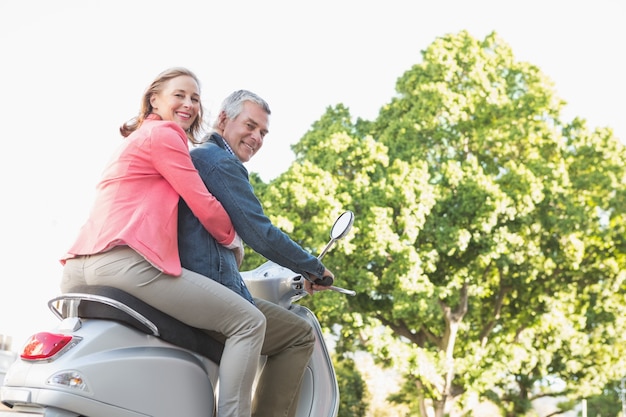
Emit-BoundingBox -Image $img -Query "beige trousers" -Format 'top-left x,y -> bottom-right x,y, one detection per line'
61,246 -> 266,417
252,298 -> 315,417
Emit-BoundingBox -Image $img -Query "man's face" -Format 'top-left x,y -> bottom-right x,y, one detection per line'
220,101 -> 269,162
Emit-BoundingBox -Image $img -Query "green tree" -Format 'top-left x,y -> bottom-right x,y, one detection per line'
253,31 -> 626,416
334,354 -> 369,417
581,378 -> 623,417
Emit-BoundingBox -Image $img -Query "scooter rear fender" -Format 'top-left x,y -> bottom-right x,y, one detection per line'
3,319 -> 216,417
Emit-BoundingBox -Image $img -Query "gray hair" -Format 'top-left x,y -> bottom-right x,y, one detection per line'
213,90 -> 271,129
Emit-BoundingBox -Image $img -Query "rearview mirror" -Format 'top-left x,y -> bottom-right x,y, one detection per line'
330,210 -> 354,241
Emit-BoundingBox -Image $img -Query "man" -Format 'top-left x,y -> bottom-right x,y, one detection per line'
178,89 -> 335,417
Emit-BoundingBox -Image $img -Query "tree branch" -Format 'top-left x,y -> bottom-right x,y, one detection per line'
479,266 -> 510,345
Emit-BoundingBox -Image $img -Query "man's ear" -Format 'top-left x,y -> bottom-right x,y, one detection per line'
216,111 -> 228,130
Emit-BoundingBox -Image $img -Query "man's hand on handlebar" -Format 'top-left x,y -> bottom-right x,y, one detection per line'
305,268 -> 334,295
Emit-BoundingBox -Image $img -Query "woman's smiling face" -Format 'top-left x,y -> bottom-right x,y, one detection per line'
149,75 -> 200,131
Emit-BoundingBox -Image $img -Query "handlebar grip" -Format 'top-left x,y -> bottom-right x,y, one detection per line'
314,276 -> 334,287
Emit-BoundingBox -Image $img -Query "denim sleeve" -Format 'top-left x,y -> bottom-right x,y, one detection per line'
191,148 -> 326,280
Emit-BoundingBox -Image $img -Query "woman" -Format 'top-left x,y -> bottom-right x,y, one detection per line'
61,67 -> 265,417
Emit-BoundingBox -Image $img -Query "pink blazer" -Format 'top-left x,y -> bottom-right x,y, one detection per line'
62,115 -> 236,276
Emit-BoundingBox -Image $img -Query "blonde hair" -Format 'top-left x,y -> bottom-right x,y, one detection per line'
120,67 -> 206,144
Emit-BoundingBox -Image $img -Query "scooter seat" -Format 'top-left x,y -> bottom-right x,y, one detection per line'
64,285 -> 224,364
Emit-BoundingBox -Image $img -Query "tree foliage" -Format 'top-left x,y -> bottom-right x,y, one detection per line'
581,378 -> 624,417
334,354 -> 370,417
253,30 -> 626,416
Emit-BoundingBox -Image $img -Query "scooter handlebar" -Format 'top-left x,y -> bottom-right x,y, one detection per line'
313,276 -> 334,286
328,286 -> 356,296
306,275 -> 356,297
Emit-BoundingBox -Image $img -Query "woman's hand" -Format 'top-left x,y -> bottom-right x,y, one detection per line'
224,233 -> 245,267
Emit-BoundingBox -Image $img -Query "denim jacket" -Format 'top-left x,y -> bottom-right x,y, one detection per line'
177,133 -> 326,304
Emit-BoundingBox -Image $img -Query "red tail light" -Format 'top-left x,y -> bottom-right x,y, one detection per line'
20,332 -> 74,360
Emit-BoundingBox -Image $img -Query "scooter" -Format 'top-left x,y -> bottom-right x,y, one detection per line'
0,211 -> 356,417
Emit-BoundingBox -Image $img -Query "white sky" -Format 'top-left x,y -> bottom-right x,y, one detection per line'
0,0 -> 624,350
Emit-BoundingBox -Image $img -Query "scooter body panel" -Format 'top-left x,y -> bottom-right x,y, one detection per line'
245,262 -> 340,416
290,305 -> 339,417
2,320 -> 215,417
2,209 -> 355,417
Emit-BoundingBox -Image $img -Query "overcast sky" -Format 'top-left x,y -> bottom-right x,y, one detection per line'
1,0 -> 624,349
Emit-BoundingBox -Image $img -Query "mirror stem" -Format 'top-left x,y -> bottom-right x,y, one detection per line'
317,239 -> 336,260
